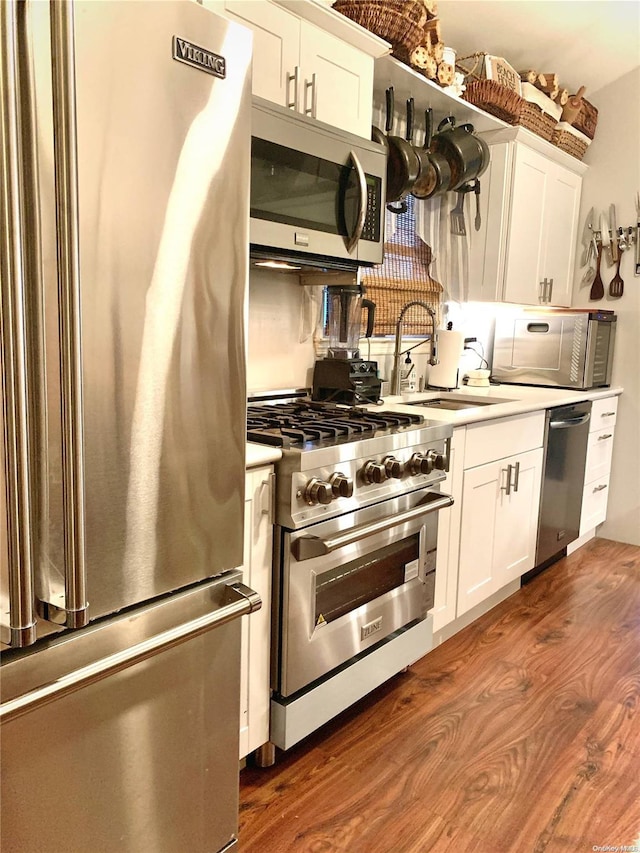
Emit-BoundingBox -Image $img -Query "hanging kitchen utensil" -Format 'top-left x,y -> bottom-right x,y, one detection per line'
580,206 -> 595,266
609,242 -> 625,298
473,179 -> 481,230
600,212 -> 612,266
589,240 -> 605,300
411,107 -> 452,200
609,204 -> 619,265
450,190 -> 466,236
385,88 -> 421,203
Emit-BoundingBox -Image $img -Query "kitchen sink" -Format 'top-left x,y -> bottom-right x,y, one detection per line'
404,395 -> 515,411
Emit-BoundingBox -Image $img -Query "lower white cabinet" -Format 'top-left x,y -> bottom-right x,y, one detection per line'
579,396 -> 618,535
239,466 -> 274,759
432,427 -> 464,632
456,413 -> 545,618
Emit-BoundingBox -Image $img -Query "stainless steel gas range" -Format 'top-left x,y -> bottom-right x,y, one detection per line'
246,395 -> 453,762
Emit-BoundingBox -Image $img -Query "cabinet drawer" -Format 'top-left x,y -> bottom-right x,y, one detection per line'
590,397 -> 618,432
585,427 -> 615,482
580,474 -> 610,535
464,411 -> 545,469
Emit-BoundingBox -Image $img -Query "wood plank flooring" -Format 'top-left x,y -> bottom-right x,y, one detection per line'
239,538 -> 640,852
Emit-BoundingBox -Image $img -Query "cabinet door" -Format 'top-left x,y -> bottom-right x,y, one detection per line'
239,467 -> 274,759
432,428 -> 464,632
299,23 -> 373,138
543,165 -> 582,307
503,144 -> 582,308
493,447 -> 544,585
503,145 -> 548,305
457,458 -> 500,617
217,1 -> 300,106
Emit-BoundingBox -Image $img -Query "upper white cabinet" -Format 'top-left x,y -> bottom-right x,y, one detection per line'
469,127 -> 586,307
210,0 -> 386,138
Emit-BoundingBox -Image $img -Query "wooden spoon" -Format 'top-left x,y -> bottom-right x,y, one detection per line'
609,251 -> 624,298
589,243 -> 604,300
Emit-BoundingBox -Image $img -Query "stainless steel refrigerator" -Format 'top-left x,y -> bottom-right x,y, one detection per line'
1,2 -> 256,851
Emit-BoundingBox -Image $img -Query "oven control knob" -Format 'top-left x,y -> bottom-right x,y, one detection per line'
383,455 -> 404,479
408,452 -> 434,475
329,472 -> 354,498
427,449 -> 448,471
362,460 -> 387,485
303,478 -> 333,506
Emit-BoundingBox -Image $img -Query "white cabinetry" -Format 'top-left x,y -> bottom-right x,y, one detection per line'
579,397 -> 617,535
469,128 -> 585,307
457,413 -> 545,617
211,0 -> 379,138
432,427 -> 464,632
239,466 -> 274,759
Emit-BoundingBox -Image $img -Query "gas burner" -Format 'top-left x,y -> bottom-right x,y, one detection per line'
247,400 -> 424,448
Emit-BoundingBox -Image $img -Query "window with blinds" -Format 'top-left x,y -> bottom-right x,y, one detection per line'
362,196 -> 442,336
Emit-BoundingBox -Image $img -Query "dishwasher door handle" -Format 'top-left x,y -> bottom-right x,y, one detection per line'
549,413 -> 591,429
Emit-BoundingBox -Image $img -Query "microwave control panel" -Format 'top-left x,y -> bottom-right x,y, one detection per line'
362,175 -> 382,243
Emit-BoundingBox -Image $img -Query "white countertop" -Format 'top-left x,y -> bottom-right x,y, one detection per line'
373,384 -> 624,427
244,385 -> 623,467
246,442 -> 282,469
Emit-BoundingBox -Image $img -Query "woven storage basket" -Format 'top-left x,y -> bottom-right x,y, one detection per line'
572,98 -> 598,140
462,80 -> 557,141
551,123 -> 590,160
332,1 -> 426,53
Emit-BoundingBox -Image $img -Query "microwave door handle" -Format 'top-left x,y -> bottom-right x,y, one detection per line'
344,150 -> 367,253
292,493 -> 454,561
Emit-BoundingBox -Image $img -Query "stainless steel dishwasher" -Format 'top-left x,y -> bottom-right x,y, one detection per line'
535,401 -> 592,568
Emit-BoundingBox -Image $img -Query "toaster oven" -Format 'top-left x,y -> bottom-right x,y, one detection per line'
492,309 -> 616,390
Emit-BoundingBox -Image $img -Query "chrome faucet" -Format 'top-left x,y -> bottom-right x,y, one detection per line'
390,301 -> 438,395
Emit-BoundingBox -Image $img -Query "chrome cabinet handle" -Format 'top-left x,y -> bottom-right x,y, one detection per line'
501,464 -> 512,495
601,411 -> 616,417
548,278 -> 554,303
286,65 -> 299,111
304,72 -> 317,118
512,460 -> 520,492
592,483 -> 608,493
597,433 -> 613,441
292,493 -> 454,561
0,0 -> 37,648
50,0 -> 88,629
0,582 -> 261,724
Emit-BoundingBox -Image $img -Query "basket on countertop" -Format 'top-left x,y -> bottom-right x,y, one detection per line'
462,79 -> 557,141
332,0 -> 427,54
572,98 -> 598,139
551,122 -> 590,160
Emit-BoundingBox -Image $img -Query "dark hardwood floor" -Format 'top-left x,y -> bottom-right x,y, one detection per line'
239,537 -> 640,852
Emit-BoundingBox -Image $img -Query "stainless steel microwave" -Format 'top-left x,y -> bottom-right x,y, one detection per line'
492,310 -> 616,390
250,97 -> 386,268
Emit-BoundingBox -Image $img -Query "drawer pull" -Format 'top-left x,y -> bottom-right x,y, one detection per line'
601,411 -> 616,417
597,433 -> 613,441
592,484 -> 608,493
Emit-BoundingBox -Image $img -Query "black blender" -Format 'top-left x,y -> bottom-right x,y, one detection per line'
312,278 -> 381,405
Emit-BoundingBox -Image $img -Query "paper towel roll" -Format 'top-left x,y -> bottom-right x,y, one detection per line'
428,330 -> 464,390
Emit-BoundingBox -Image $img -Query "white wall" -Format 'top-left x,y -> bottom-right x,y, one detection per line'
572,66 -> 640,545
246,269 -> 318,394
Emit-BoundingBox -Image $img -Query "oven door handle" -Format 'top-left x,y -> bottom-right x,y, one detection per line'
292,493 -> 454,561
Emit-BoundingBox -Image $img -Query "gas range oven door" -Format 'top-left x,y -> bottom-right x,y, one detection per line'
275,488 -> 453,699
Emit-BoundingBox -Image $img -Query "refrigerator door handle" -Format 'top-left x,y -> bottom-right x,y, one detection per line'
0,0 -> 37,648
50,1 -> 89,629
0,581 -> 261,724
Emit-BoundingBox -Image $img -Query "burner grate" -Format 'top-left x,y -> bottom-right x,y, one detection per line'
246,400 -> 424,448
